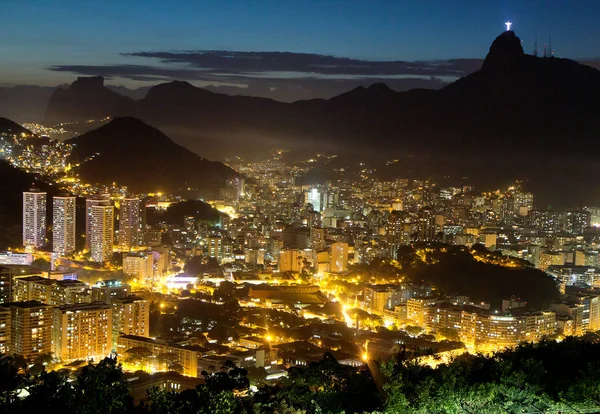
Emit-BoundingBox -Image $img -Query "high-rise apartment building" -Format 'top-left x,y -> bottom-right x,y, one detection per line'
278,249 -> 303,273
85,195 -> 110,250
0,267 -> 12,304
0,307 -> 10,354
208,236 -> 223,262
310,227 -> 325,251
52,303 -> 112,362
9,301 -> 53,359
305,188 -> 322,212
386,211 -> 408,259
118,197 -> 145,250
52,196 -> 76,255
330,242 -> 349,273
564,211 -> 591,235
23,189 -> 47,249
417,207 -> 436,241
112,297 -> 150,348
90,205 -> 114,263
122,253 -> 154,281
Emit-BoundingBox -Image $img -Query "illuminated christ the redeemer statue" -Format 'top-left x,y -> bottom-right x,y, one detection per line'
505,21 -> 512,31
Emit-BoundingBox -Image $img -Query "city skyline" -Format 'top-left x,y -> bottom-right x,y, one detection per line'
1,2 -> 600,411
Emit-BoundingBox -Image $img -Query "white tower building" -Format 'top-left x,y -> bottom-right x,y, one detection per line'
23,189 -> 47,249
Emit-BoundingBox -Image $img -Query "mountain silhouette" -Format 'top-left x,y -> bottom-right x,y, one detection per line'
41,31 -> 600,204
0,117 -> 34,136
66,117 -> 238,196
44,77 -> 134,126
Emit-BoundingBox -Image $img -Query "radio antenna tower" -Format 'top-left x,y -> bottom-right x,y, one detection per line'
533,34 -> 538,56
543,42 -> 547,58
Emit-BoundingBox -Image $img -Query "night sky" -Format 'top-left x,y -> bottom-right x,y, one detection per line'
2,0 -> 599,94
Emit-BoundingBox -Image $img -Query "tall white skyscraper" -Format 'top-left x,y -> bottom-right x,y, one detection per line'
90,205 -> 114,263
85,195 -> 110,250
52,196 -> 76,255
118,197 -> 144,250
305,188 -> 322,212
330,242 -> 349,273
23,189 -> 47,249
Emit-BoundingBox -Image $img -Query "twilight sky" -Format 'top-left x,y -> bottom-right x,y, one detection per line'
2,0 -> 600,100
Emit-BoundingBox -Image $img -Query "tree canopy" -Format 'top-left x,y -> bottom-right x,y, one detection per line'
3,339 -> 600,413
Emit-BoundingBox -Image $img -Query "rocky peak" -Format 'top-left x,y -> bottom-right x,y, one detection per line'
483,31 -> 525,70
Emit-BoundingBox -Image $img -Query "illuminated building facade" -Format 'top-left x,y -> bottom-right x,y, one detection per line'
52,303 -> 112,362
12,276 -> 88,306
118,197 -> 145,250
0,307 -> 9,354
363,286 -> 390,315
0,267 -> 12,304
407,298 -> 436,327
305,187 -> 322,212
23,189 -> 47,249
123,253 -> 154,281
90,204 -> 114,263
117,334 -> 201,377
85,195 -> 110,250
9,301 -> 53,359
564,211 -> 591,235
112,297 -> 150,348
278,249 -> 303,272
208,236 -> 223,262
52,196 -> 76,255
330,242 -> 349,273
309,227 -> 325,251
386,211 -> 409,259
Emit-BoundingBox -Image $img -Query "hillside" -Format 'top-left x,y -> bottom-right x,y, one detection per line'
0,117 -> 34,137
66,117 -> 238,196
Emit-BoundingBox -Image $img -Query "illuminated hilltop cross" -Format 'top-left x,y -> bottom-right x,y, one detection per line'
505,21 -> 512,31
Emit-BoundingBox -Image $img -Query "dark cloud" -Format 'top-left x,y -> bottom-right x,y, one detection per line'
47,64 -> 201,82
121,50 -> 483,78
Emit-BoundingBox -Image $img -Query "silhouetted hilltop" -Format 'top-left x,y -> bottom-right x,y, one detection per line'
482,30 -> 524,69
44,31 -> 600,159
0,117 -> 33,136
66,117 -> 238,196
43,77 -> 134,126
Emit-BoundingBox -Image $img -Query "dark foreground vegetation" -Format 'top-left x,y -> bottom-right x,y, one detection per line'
2,338 -> 600,413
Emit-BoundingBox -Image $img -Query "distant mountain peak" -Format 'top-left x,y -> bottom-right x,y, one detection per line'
0,117 -> 33,136
66,117 -> 237,195
71,76 -> 105,90
367,82 -> 396,95
367,82 -> 392,91
107,116 -> 149,127
483,30 -> 525,70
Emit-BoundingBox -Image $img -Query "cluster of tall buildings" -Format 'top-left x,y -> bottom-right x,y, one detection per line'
157,153 -> 600,293
23,189 -> 78,256
22,191 -> 147,262
0,274 -> 148,362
